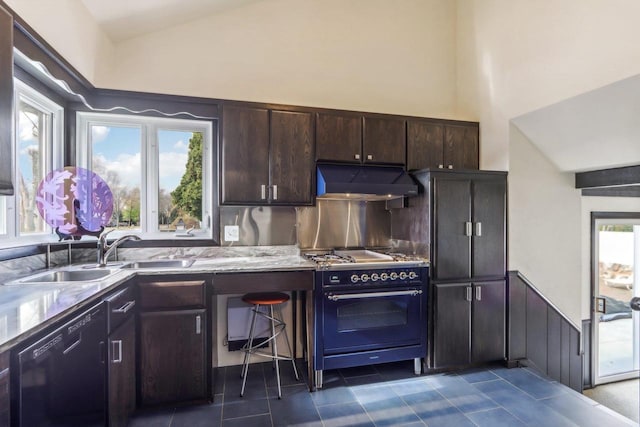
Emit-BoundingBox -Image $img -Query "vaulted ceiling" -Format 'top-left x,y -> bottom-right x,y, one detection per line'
80,0 -> 265,42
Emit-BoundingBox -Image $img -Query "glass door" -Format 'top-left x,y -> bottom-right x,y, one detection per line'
593,217 -> 640,384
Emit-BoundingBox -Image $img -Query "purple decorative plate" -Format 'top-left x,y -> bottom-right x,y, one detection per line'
36,167 -> 113,239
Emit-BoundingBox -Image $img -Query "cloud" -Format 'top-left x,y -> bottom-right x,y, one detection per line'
91,126 -> 110,143
159,152 -> 188,191
18,112 -> 38,142
94,152 -> 142,190
173,140 -> 187,151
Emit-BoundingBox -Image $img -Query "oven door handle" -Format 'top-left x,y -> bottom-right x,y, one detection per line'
327,289 -> 422,301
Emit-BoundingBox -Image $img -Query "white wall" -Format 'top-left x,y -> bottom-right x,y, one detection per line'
4,0 -> 114,84
509,124 -> 582,324
456,0 -> 640,170
102,0 -> 458,119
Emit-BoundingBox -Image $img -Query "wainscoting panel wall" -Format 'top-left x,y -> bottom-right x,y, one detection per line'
508,271 -> 583,392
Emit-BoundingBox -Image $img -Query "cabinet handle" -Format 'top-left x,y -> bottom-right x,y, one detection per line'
448,164 -> 453,169
354,154 -> 360,160
367,154 -> 373,160
112,340 -> 123,364
475,286 -> 482,301
475,222 -> 482,237
113,300 -> 135,314
466,286 -> 473,302
261,184 -> 266,200
438,164 -> 444,169
272,184 -> 278,200
465,222 -> 473,237
195,315 -> 202,335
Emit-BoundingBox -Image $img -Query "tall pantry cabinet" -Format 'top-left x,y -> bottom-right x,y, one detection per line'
413,169 -> 507,370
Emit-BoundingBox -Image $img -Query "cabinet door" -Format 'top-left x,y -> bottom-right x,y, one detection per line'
0,352 -> 8,427
108,316 -> 136,427
433,178 -> 472,280
471,281 -> 506,363
363,117 -> 406,165
140,309 -> 206,405
221,105 -> 269,204
472,177 -> 507,278
433,283 -> 471,368
407,121 -> 443,170
270,110 -> 314,205
316,113 -> 362,163
444,125 -> 479,170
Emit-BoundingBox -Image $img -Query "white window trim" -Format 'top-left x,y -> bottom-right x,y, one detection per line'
76,112 -> 213,240
0,79 -> 64,240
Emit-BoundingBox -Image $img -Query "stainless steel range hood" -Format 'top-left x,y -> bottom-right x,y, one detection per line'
317,164 -> 418,201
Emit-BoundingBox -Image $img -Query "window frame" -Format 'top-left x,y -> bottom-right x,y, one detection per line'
0,78 -> 64,240
76,112 -> 214,239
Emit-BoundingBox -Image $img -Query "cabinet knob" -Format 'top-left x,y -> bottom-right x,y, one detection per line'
261,184 -> 266,200
448,165 -> 453,169
195,315 -> 202,335
466,286 -> 473,302
475,286 -> 482,301
367,154 -> 373,160
111,340 -> 123,364
354,154 -> 361,160
438,164 -> 444,169
272,184 -> 278,200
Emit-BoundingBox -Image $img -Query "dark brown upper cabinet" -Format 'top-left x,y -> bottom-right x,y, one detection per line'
407,121 -> 479,170
221,105 -> 314,205
362,117 -> 406,165
270,110 -> 314,205
0,5 -> 14,196
316,113 -> 406,166
315,113 -> 362,163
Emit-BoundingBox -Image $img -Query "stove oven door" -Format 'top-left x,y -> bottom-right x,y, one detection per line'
321,287 -> 425,354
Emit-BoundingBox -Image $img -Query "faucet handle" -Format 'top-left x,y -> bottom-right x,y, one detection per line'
98,229 -> 114,244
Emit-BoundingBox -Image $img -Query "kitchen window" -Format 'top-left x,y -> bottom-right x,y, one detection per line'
76,112 -> 213,238
0,79 -> 63,240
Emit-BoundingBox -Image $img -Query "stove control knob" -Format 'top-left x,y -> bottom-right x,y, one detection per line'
399,272 -> 408,280
350,274 -> 360,283
360,274 -> 369,283
371,273 -> 380,281
408,271 -> 418,279
390,272 -> 398,280
380,273 -> 389,281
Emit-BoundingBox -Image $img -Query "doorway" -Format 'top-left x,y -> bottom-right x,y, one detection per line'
592,213 -> 640,385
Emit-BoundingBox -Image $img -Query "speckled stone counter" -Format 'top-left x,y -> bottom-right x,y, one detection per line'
0,247 -> 315,352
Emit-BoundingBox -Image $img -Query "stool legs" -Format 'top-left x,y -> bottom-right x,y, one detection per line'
240,303 -> 260,397
240,302 -> 299,399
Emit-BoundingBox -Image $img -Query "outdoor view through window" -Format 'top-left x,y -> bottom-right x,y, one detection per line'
89,123 -> 204,233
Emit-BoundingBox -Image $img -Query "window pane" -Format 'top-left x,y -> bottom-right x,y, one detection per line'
17,100 -> 48,234
158,130 -> 202,231
91,125 -> 142,231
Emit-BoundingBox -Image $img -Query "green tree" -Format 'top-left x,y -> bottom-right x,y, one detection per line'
171,132 -> 203,220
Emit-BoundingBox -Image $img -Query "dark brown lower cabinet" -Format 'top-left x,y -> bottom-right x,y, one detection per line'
433,280 -> 505,369
0,352 -> 8,427
140,309 -> 206,406
108,316 -> 136,427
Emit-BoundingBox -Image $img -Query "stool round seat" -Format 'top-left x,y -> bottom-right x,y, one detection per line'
242,292 -> 289,305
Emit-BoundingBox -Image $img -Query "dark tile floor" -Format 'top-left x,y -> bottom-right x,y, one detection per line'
130,360 -> 638,426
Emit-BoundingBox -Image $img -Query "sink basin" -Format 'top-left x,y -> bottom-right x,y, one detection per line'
120,259 -> 195,269
15,269 -> 119,284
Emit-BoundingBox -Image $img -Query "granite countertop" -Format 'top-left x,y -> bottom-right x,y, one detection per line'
0,254 -> 316,352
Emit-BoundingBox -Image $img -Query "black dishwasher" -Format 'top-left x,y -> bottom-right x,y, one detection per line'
16,303 -> 106,426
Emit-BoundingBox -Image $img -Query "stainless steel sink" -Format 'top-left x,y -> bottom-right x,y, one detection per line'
14,269 -> 119,284
120,259 -> 195,269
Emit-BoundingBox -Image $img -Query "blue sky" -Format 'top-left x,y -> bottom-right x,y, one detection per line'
91,125 -> 193,192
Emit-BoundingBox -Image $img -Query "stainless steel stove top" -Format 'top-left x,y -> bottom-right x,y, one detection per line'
304,249 -> 427,270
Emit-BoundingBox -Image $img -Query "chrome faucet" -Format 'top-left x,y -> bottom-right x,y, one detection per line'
97,230 -> 141,267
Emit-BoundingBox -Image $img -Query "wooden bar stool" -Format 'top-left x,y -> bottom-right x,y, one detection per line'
240,292 -> 299,399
